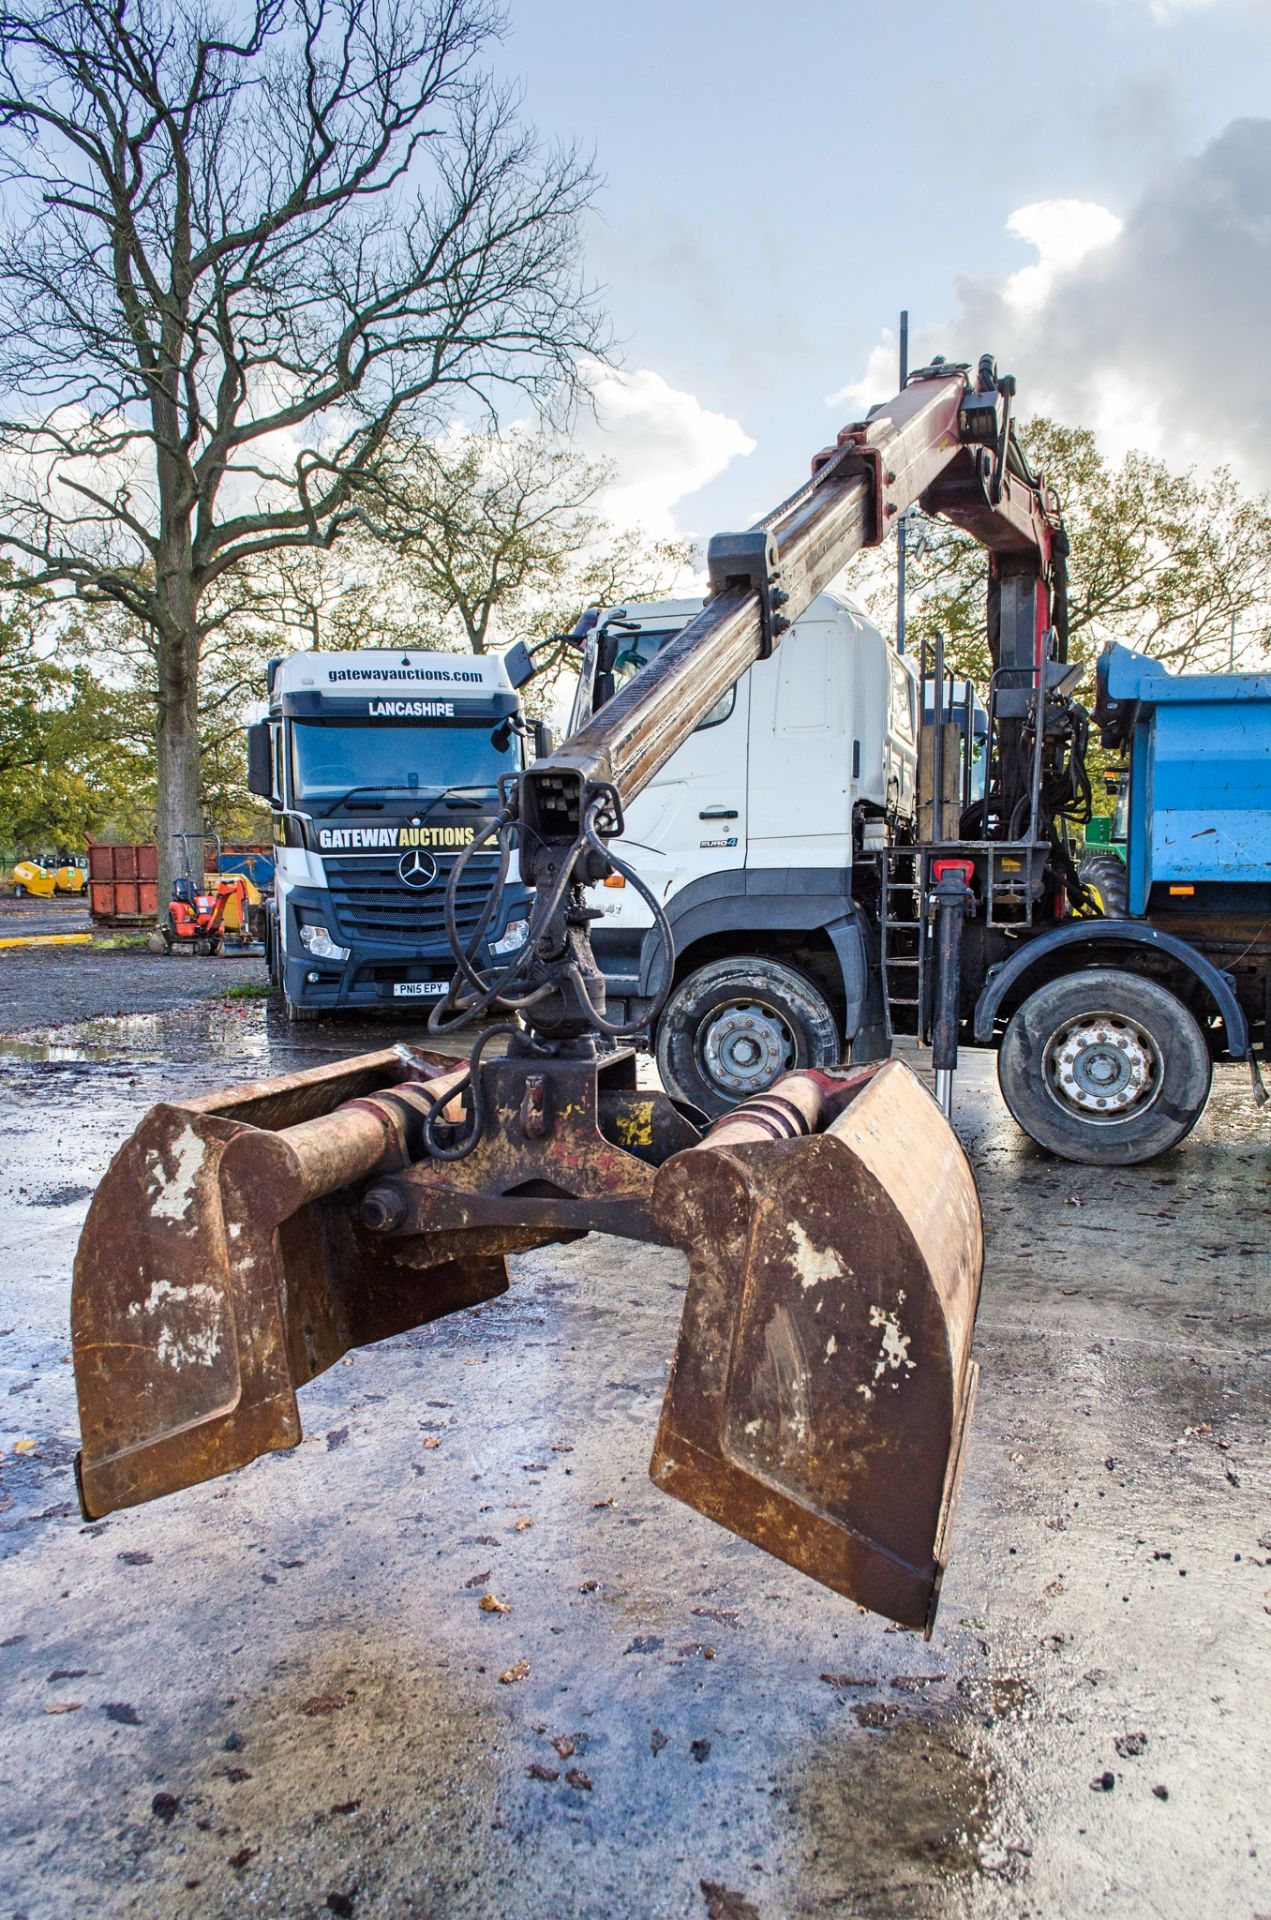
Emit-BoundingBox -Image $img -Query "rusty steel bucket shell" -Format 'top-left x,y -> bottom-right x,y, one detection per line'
649,1059 -> 982,1633
71,1050 -> 508,1519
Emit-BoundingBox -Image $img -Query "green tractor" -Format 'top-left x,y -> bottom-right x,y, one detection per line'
1079,773 -> 1128,915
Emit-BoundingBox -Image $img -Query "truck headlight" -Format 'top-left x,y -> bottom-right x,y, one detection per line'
491,919 -> 529,956
298,921 -> 350,961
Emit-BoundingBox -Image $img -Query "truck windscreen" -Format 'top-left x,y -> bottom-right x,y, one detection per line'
291,718 -> 516,806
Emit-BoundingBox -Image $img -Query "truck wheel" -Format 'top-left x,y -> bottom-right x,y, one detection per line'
13,883 -> 25,898
998,968 -> 1211,1166
1078,852 -> 1128,917
284,995 -> 320,1024
655,956 -> 840,1118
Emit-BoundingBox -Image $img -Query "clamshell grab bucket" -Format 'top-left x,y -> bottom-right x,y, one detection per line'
71,1050 -> 508,1519
71,1047 -> 983,1633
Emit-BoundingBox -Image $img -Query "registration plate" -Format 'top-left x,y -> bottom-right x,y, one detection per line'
391,980 -> 450,998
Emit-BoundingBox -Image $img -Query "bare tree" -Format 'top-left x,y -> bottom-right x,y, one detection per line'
0,0 -> 604,891
381,429 -> 609,652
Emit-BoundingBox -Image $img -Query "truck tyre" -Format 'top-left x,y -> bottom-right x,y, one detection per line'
656,955 -> 840,1118
998,968 -> 1211,1166
13,883 -> 25,898
1078,851 -> 1128,917
284,994 -> 320,1024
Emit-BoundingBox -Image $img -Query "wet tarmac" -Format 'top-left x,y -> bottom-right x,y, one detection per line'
0,990 -> 1267,1919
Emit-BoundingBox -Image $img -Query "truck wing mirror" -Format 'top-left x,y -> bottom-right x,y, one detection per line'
502,640 -> 535,689
533,720 -> 555,760
246,722 -> 273,800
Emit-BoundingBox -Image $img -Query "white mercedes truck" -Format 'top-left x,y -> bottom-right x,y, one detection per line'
247,646 -> 539,1021
566,590 -> 921,1112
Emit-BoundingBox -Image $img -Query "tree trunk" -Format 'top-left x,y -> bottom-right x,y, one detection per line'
154,622 -> 204,910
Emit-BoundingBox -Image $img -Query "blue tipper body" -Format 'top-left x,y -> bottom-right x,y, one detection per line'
1102,644 -> 1271,915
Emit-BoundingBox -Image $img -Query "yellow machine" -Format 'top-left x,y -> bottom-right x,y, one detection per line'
11,858 -> 87,898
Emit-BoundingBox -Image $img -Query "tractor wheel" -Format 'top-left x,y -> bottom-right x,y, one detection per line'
13,884 -> 25,898
655,955 -> 840,1119
998,968 -> 1211,1166
1078,851 -> 1128,917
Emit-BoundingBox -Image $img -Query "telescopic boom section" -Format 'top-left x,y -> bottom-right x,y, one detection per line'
521,367 -> 1011,849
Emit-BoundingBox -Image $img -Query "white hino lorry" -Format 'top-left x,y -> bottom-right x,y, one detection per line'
247,646 -> 540,1021
566,589 -> 922,1113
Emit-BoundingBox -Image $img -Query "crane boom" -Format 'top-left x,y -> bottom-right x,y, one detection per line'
520,357 -> 1062,874
68,349 -> 1063,1636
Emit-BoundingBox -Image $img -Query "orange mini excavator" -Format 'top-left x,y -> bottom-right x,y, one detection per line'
71,355 -> 1068,1634
152,833 -> 260,956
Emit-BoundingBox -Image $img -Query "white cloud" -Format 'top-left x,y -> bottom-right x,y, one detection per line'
1002,200 -> 1124,313
573,363 -> 755,538
829,119 -> 1271,490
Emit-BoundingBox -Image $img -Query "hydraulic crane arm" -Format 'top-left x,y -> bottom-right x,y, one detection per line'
69,350 -> 1058,1635
524,356 -> 1062,852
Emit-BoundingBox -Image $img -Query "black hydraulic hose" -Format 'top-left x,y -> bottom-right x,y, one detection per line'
420,1022 -> 523,1162
567,808 -> 677,1038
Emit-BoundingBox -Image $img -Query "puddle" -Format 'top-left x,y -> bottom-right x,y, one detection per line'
0,1039 -> 125,1063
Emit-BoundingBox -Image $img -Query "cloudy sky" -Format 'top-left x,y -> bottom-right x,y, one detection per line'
493,0 -> 1271,542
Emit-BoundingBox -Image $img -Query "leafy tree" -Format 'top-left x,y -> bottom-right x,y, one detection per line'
0,580 -> 152,851
0,0 -> 604,894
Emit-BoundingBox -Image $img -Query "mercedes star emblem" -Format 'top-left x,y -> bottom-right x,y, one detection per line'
397,848 -> 438,890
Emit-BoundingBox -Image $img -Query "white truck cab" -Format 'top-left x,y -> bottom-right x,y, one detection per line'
567,587 -> 919,1113
247,647 -> 535,1020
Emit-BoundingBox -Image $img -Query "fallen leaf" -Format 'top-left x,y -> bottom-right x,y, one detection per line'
690,1738 -> 711,1764
103,1701 -> 142,1725
551,1734 -> 575,1759
1115,1731 -> 1148,1758
691,1607 -> 738,1627
650,1727 -> 668,1755
325,1428 -> 349,1451
464,1570 -> 492,1589
578,1580 -> 599,1594
301,1691 -> 354,1716
422,1437 -> 440,1451
820,1673 -> 871,1689
117,1551 -> 152,1567
592,1498 -> 614,1509
43,1701 -> 82,1715
228,1846 -> 257,1870
479,1593 -> 510,1614
527,1762 -> 558,1781
564,1766 -> 592,1791
513,1516 -> 534,1533
13,1439 -> 36,1456
853,1701 -> 900,1729
499,1660 -> 530,1685
701,1882 -> 761,1920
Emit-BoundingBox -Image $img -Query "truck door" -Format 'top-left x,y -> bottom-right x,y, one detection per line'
615,650 -> 749,904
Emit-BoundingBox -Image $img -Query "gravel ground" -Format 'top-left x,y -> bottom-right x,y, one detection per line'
0,988 -> 1267,1919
